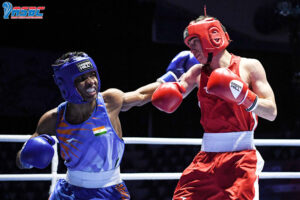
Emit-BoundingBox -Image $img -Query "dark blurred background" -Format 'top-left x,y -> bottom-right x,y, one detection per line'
0,0 -> 300,199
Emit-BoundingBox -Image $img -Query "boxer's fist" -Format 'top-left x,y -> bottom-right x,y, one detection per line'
152,82 -> 186,113
207,68 -> 258,112
20,134 -> 55,169
166,51 -> 199,78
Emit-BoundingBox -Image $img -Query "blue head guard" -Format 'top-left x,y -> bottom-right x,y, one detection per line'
52,52 -> 101,104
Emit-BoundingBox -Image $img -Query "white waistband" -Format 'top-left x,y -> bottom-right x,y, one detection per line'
66,167 -> 122,188
201,131 -> 255,152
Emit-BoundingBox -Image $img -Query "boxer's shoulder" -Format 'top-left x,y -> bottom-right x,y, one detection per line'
102,89 -> 124,102
239,57 -> 264,84
36,108 -> 57,135
101,89 -> 124,112
240,57 -> 262,71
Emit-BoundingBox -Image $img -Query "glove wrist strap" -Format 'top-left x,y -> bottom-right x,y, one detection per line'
157,71 -> 178,83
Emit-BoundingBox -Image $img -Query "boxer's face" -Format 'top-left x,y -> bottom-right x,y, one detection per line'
187,37 -> 206,63
75,71 -> 98,102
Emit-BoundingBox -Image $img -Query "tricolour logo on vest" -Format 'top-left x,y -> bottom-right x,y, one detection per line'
93,126 -> 107,136
229,80 -> 243,99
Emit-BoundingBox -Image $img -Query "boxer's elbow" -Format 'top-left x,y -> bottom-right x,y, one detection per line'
263,105 -> 277,121
268,107 -> 277,121
255,98 -> 277,121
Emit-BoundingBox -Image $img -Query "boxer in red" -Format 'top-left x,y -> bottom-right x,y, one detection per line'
152,15 -> 277,200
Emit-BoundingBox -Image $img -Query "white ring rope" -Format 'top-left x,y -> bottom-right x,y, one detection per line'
1,172 -> 300,181
2,135 -> 300,146
1,134 -> 300,185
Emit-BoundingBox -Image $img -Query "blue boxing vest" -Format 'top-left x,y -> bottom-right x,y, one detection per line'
55,93 -> 125,173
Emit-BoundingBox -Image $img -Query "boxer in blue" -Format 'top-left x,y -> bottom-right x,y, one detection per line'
16,52 -> 160,200
16,51 -> 197,199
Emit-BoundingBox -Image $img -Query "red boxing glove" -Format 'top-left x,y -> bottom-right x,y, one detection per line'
207,68 -> 258,112
152,82 -> 186,113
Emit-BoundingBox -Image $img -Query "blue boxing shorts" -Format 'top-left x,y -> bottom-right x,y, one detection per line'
49,179 -> 130,200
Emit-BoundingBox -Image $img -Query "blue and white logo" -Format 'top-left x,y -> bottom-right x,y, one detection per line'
2,1 -> 45,19
2,2 -> 12,19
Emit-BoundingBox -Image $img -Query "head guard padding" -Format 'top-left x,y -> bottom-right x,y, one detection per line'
184,17 -> 230,58
52,52 -> 101,104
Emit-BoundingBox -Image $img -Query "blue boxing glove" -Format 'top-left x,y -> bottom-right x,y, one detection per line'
20,134 -> 55,169
166,50 -> 199,78
157,51 -> 199,83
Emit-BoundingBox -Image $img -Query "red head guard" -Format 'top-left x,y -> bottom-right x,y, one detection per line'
184,17 -> 230,58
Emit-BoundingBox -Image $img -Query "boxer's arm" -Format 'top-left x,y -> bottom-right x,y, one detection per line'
179,64 -> 203,98
105,61 -> 202,113
247,59 -> 277,121
16,109 -> 57,169
121,82 -> 161,111
102,82 -> 162,113
151,64 -> 202,113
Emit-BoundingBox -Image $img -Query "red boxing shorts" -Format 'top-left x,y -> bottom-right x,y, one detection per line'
173,132 -> 264,200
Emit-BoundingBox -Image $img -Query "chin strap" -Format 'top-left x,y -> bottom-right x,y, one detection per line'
203,53 -> 213,75
206,53 -> 213,65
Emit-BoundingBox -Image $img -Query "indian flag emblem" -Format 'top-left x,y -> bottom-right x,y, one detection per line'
93,126 -> 107,136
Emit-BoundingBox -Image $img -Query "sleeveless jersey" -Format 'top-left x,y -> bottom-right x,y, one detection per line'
55,93 -> 125,172
197,55 -> 258,133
